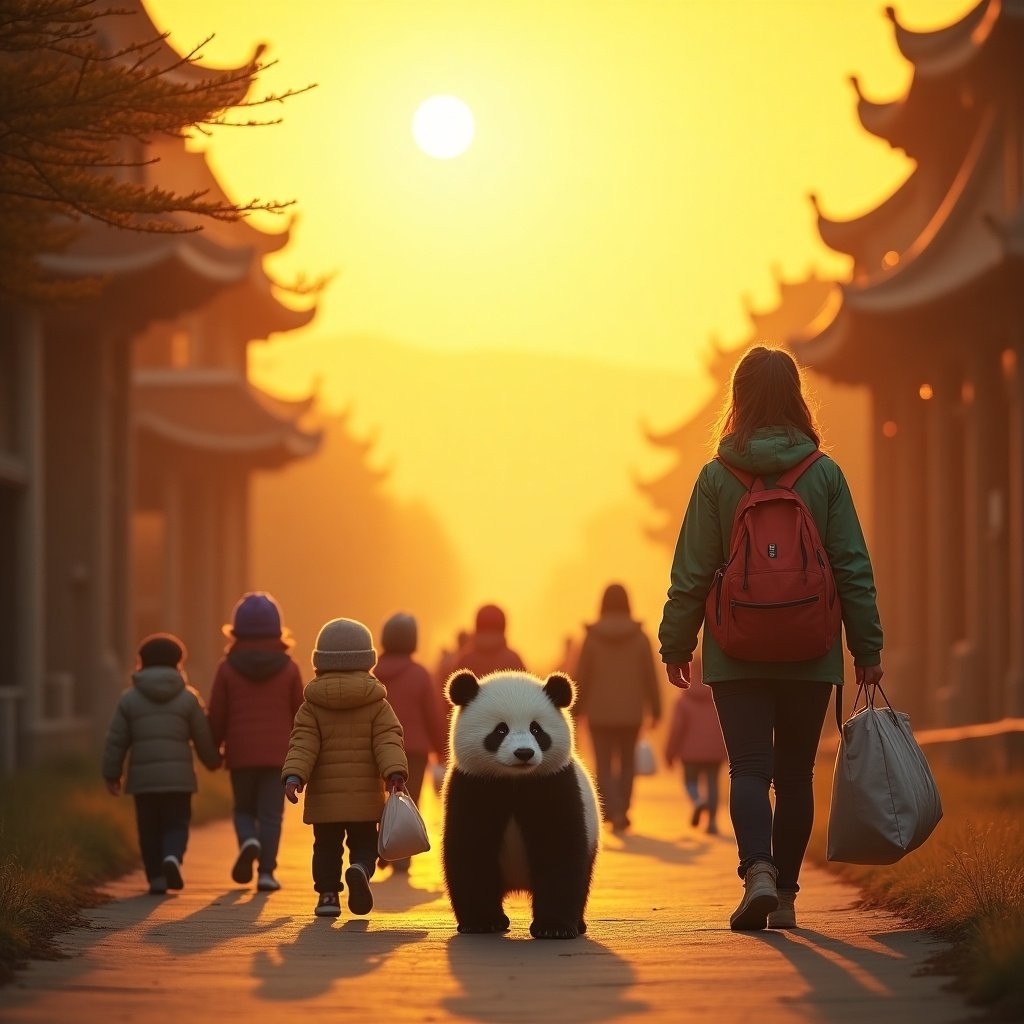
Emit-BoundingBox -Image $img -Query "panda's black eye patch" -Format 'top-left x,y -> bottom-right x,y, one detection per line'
484,722 -> 509,752
529,721 -> 552,751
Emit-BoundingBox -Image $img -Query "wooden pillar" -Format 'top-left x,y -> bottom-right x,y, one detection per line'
870,375 -> 899,674
890,367 -> 929,724
1003,337 -> 1024,716
162,469 -> 184,638
924,363 -> 960,727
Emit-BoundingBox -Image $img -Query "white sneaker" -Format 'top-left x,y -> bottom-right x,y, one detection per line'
162,855 -> 184,891
257,872 -> 281,892
231,837 -> 261,884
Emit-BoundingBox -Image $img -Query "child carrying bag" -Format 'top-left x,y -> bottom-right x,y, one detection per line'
827,683 -> 942,864
378,788 -> 431,861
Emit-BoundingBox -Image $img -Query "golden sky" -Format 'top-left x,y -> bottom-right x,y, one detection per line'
146,0 -> 971,666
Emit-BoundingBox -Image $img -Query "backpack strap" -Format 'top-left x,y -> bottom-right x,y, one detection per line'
715,456 -> 756,490
775,449 -> 825,490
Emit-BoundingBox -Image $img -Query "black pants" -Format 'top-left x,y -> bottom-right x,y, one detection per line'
311,821 -> 378,893
134,792 -> 192,881
712,680 -> 833,892
589,725 -> 640,823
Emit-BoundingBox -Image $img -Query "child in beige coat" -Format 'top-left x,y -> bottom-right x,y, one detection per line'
283,617 -> 408,918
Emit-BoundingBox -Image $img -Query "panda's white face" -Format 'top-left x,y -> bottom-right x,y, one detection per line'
448,671 -> 575,780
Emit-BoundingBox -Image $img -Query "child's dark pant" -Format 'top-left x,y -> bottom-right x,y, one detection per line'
134,792 -> 191,880
311,821 -> 378,892
712,679 -> 832,892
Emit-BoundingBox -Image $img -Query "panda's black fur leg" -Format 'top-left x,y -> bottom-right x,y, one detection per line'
530,921 -> 579,940
457,912 -> 510,935
578,919 -> 587,934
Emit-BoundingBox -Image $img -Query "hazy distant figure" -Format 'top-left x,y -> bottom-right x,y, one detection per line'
659,345 -> 883,931
664,656 -> 726,835
283,617 -> 408,919
434,628 -> 470,693
102,634 -> 221,895
574,583 -> 661,833
208,592 -> 303,893
450,604 -> 526,678
374,612 -> 447,871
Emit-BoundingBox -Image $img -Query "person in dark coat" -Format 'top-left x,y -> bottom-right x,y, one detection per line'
208,592 -> 303,892
103,634 -> 221,895
574,583 -> 661,832
450,604 -> 526,677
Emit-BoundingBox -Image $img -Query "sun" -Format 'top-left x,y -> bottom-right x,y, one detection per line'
412,96 -> 475,160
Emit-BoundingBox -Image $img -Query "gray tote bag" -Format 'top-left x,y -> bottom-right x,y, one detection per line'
827,684 -> 943,864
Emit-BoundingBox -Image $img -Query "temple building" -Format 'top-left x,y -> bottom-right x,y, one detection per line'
640,270 -> 870,550
789,0 -> 1024,728
0,2 -> 317,769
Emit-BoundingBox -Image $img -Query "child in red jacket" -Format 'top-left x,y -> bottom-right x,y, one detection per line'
208,592 -> 303,892
664,659 -> 727,834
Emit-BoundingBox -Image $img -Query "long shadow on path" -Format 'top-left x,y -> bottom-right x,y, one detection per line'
142,889 -> 290,955
250,919 -> 429,1002
443,933 -> 647,1023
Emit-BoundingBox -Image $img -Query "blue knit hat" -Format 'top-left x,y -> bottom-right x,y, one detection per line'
224,592 -> 283,639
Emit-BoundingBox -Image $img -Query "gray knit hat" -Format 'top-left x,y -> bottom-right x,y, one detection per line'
312,617 -> 377,672
381,613 -> 417,656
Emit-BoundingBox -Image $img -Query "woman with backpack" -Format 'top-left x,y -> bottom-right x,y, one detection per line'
658,345 -> 883,932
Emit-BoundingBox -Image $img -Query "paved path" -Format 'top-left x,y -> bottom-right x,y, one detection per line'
2,769 -> 968,1024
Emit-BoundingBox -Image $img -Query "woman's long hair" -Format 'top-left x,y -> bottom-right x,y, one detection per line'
713,345 -> 821,453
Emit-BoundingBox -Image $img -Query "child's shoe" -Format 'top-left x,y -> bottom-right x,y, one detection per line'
232,838 -> 261,884
345,864 -> 373,915
314,892 -> 341,917
257,872 -> 281,893
768,890 -> 798,929
729,860 -> 778,931
162,855 -> 184,891
148,878 -> 168,895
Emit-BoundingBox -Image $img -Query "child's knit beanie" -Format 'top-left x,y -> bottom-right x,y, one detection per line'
138,633 -> 186,669
226,592 -> 283,639
381,613 -> 417,656
313,618 -> 376,672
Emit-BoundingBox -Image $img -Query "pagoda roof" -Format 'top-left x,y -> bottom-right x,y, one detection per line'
831,110 -> 1003,317
746,271 -> 837,339
885,0 -> 1013,78
135,370 -> 320,464
97,1 -> 263,108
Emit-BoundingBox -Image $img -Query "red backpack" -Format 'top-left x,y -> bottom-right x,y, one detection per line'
706,450 -> 841,662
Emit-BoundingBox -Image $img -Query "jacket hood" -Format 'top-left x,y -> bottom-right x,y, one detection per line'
586,613 -> 644,643
303,671 -> 386,710
132,666 -> 186,703
227,646 -> 290,681
718,428 -> 817,477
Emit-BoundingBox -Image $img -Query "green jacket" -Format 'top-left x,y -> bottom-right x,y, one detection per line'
101,667 -> 221,793
658,428 -> 882,685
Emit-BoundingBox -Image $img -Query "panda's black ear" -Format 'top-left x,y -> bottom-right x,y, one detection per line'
447,671 -> 480,707
543,672 -> 575,709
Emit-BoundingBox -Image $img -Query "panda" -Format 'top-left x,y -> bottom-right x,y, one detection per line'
442,668 -> 600,939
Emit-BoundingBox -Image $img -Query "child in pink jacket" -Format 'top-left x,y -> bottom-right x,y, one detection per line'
664,659 -> 727,834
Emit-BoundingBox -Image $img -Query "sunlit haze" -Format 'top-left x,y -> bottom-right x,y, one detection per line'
144,0 -> 972,666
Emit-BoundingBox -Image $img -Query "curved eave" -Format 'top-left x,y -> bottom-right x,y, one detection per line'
225,270 -> 318,342
839,109 -> 1004,316
748,275 -> 837,339
100,2 -> 262,106
150,140 -> 293,256
812,166 -> 924,260
886,0 -> 1003,79
135,379 -> 321,463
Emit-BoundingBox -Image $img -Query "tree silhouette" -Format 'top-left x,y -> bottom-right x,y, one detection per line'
0,0 -> 312,301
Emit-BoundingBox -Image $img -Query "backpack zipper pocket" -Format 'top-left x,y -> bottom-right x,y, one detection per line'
731,595 -> 820,612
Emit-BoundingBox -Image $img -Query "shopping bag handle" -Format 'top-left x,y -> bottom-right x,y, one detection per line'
837,682 -> 896,732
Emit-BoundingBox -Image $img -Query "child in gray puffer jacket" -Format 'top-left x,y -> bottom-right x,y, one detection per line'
102,634 -> 221,894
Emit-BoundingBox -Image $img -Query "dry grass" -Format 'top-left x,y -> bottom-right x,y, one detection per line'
809,758 -> 1024,1017
0,755 -> 231,983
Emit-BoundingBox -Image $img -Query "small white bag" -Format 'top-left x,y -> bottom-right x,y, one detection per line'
827,684 -> 943,865
378,790 -> 431,861
634,738 -> 657,776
